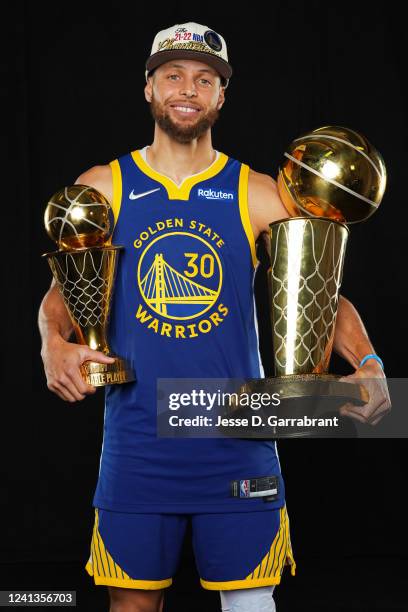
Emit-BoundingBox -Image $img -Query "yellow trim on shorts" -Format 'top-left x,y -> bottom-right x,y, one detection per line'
238,163 -> 259,268
85,509 -> 172,590
201,505 -> 296,591
109,159 -> 122,227
130,149 -> 229,201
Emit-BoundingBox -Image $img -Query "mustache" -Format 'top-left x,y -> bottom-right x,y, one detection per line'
149,98 -> 220,144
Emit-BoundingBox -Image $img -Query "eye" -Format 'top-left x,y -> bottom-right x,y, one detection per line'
168,74 -> 180,80
200,79 -> 212,85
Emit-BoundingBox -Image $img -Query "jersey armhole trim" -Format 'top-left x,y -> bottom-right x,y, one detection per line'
239,163 -> 259,268
109,159 -> 122,227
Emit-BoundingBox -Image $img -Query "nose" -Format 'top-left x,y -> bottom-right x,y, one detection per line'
179,77 -> 197,97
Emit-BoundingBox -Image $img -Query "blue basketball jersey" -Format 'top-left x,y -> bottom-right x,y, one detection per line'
92,147 -> 286,513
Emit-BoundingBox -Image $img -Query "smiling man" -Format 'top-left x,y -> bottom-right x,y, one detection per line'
38,21 -> 390,612
149,62 -> 221,143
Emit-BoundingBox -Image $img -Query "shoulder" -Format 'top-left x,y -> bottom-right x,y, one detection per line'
246,167 -> 290,239
248,167 -> 277,199
75,163 -> 113,204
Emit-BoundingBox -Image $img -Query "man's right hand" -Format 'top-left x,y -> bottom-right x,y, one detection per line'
41,335 -> 115,402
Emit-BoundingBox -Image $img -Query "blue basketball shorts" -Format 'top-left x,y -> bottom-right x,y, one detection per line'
85,505 -> 296,591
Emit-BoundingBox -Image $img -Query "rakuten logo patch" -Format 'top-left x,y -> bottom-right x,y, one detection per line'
197,188 -> 234,201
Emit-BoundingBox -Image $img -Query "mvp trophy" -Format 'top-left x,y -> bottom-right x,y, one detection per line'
233,126 -> 386,437
42,185 -> 135,387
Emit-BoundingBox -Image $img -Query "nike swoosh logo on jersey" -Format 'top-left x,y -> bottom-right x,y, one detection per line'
129,188 -> 161,200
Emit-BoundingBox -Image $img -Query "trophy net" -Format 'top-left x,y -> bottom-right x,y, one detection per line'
46,247 -> 121,352
269,218 -> 349,376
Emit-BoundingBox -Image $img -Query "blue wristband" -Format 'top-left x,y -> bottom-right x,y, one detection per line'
359,354 -> 384,370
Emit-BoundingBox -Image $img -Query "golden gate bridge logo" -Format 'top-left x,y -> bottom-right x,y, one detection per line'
137,232 -> 222,320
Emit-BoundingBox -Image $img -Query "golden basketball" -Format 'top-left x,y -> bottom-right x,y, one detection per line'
277,125 -> 387,223
44,185 -> 114,249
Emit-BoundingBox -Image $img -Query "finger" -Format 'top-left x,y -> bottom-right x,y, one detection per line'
339,401 -> 368,415
338,378 -> 370,404
338,376 -> 357,383
339,400 -> 380,423
81,349 -> 116,364
52,387 -> 68,402
368,408 -> 390,426
366,400 -> 391,424
339,403 -> 367,423
56,374 -> 89,402
359,397 -> 390,422
51,381 -> 81,403
60,381 -> 86,402
341,398 -> 389,425
370,414 -> 387,426
67,368 -> 96,396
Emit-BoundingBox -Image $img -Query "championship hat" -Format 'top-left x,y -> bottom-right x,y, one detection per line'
145,22 -> 232,88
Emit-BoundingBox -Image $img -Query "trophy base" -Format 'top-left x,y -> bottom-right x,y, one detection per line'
81,357 -> 136,387
224,373 -> 369,439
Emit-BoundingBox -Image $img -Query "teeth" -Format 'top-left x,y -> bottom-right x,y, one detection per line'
173,106 -> 198,113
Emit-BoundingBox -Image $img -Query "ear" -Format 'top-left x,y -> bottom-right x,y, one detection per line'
217,86 -> 226,110
144,78 -> 153,103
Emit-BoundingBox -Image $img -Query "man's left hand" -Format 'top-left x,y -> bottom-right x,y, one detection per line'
338,361 -> 391,425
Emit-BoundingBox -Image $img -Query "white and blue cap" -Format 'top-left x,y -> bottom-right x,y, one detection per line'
145,22 -> 232,88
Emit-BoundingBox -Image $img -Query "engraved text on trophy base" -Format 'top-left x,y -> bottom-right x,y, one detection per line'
81,358 -> 136,387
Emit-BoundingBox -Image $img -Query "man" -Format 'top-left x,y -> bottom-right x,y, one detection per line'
38,22 -> 390,612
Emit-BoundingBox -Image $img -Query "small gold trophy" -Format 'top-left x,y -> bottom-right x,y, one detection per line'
42,184 -> 135,387
232,126 -> 387,436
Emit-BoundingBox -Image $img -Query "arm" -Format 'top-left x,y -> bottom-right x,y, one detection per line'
39,165 -> 115,402
333,295 -> 379,369
39,280 -> 88,402
248,168 -> 391,423
247,169 -> 290,246
39,278 -> 74,344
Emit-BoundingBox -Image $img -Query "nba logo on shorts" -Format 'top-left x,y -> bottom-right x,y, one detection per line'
239,479 -> 250,497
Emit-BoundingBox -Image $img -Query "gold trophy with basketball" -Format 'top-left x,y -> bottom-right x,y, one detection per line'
233,126 -> 387,435
272,125 -> 386,385
42,185 -> 135,387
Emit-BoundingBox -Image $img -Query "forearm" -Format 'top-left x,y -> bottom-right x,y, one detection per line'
38,283 -> 74,350
333,295 -> 376,369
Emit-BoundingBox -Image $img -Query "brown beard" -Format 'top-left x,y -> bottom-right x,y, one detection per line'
149,94 -> 220,144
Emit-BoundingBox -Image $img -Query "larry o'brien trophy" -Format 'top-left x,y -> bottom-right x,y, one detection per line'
232,126 -> 386,437
42,185 -> 135,387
